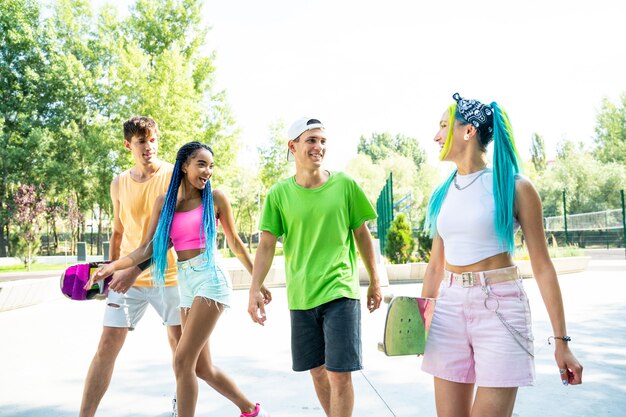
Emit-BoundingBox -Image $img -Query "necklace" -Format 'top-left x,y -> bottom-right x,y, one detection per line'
453,169 -> 487,190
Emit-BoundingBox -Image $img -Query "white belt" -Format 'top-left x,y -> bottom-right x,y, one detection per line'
446,266 -> 518,287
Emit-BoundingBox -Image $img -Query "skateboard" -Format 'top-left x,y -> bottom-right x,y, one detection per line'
60,261 -> 112,301
378,295 -> 435,356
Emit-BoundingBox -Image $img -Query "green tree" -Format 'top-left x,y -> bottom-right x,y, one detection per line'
226,166 -> 262,251
94,0 -> 239,219
115,0 -> 239,173
385,213 -> 414,264
345,154 -> 386,202
0,0 -> 54,256
536,140 -> 626,216
357,132 -> 393,164
594,93 -> 626,165
11,184 -> 47,267
556,139 -> 582,159
358,132 -> 426,169
33,0 -> 116,249
258,120 -> 291,195
530,133 -> 547,174
127,0 -> 205,59
413,215 -> 433,262
0,0 -> 239,258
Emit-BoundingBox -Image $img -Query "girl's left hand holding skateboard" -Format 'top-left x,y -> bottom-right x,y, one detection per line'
83,263 -> 117,290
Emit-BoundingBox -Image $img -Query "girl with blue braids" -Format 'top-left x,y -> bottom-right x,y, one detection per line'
420,94 -> 583,416
92,141 -> 271,417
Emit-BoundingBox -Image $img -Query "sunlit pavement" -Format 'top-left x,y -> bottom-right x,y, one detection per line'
0,259 -> 624,417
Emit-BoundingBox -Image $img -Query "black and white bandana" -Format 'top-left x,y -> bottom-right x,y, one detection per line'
453,93 -> 493,136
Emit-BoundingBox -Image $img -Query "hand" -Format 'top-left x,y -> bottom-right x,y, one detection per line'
84,263 -> 116,290
367,282 -> 382,313
248,289 -> 268,326
108,266 -> 142,294
260,285 -> 272,304
555,345 -> 583,386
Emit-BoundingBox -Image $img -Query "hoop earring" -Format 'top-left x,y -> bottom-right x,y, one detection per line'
463,133 -> 470,141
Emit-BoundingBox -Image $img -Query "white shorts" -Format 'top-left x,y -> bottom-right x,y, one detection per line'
177,253 -> 232,309
103,286 -> 181,330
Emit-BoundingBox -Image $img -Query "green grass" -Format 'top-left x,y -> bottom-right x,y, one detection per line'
514,244 -> 584,260
0,263 -> 68,273
218,247 -> 284,258
2,246 -> 287,273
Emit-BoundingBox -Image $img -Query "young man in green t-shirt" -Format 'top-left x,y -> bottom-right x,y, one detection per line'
248,117 -> 382,417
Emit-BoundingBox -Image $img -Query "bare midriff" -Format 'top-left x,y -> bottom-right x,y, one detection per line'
445,252 -> 514,274
177,248 -> 205,262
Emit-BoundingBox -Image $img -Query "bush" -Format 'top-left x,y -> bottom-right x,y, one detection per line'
413,215 -> 433,262
385,214 -> 415,264
10,234 -> 41,267
514,243 -> 584,260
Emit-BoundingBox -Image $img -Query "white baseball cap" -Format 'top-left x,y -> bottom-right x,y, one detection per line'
287,117 -> 324,141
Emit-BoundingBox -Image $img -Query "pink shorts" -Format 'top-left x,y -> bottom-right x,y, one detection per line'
421,267 -> 535,387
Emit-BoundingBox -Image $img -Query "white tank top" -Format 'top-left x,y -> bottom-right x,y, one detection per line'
436,168 -> 518,266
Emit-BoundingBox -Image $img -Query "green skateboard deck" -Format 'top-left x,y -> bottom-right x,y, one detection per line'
378,295 -> 435,356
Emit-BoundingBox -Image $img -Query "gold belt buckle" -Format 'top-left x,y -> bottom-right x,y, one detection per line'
461,272 -> 475,287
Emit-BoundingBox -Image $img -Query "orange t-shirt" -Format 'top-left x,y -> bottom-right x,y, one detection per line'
117,162 -> 177,287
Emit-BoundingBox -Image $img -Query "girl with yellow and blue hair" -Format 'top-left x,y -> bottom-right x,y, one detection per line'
421,93 -> 583,416
91,141 -> 271,417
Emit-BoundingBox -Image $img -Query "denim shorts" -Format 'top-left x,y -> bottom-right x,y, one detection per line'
421,267 -> 535,387
103,286 -> 181,330
176,253 -> 232,309
290,297 -> 362,373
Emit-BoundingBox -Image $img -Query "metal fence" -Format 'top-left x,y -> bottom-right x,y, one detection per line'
376,174 -> 394,255
543,190 -> 625,257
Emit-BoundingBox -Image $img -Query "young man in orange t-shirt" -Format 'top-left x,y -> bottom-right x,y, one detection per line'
79,116 -> 181,417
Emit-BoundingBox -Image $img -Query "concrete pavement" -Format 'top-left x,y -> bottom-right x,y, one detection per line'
0,259 -> 625,416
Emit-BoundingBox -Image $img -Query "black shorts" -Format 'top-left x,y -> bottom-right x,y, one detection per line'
290,297 -> 362,373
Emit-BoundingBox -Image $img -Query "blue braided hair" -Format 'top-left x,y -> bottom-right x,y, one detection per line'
151,142 -> 217,287
490,102 -> 521,252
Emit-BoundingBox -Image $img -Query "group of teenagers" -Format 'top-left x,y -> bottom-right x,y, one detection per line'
80,93 -> 583,417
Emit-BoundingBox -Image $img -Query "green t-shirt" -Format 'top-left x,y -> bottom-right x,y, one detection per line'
260,171 -> 377,310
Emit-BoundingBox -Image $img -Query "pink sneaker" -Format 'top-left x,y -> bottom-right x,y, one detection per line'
240,403 -> 269,417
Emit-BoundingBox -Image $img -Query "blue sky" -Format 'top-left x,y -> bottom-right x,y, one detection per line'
96,0 -> 626,170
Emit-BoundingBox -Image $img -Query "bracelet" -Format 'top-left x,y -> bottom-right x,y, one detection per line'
137,258 -> 152,271
548,335 -> 571,344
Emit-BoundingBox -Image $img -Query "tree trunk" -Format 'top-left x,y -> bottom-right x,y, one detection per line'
52,221 -> 59,254
69,225 -> 74,256
0,216 -> 5,257
0,188 -> 6,257
90,212 -> 94,256
77,223 -> 82,255
246,208 -> 253,252
46,219 -> 50,256
97,208 -> 103,256
5,222 -> 11,256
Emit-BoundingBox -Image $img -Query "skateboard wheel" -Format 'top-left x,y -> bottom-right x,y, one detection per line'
59,272 -> 72,299
377,342 -> 385,352
383,294 -> 394,304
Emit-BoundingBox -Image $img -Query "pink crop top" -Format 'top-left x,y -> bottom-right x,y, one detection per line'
170,205 -> 206,251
